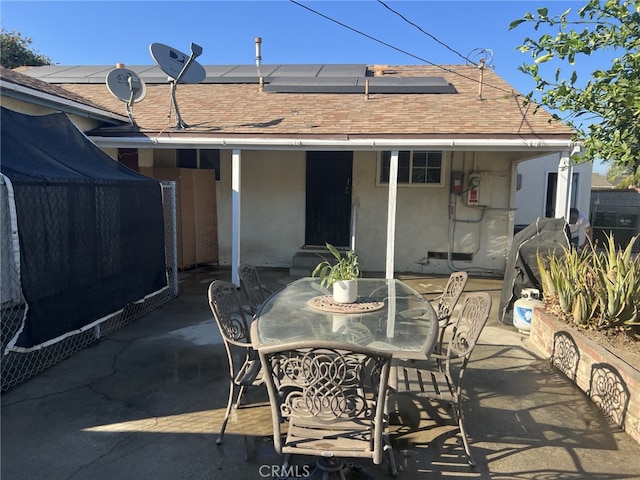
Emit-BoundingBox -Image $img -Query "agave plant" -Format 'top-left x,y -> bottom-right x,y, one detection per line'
537,250 -> 556,297
538,244 -> 599,327
592,234 -> 640,333
538,232 -> 639,342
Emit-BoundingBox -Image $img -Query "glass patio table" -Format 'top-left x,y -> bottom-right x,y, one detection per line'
252,277 -> 438,359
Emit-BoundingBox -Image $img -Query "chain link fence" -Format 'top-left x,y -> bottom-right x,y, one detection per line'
1,181 -> 178,392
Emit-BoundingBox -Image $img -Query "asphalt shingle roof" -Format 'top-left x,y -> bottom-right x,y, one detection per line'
1,66 -> 117,114
7,64 -> 575,141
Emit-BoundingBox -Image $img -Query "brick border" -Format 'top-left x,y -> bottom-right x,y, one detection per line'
530,307 -> 640,445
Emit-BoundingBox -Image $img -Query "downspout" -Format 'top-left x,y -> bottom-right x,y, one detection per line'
447,151 -> 468,272
447,191 -> 457,272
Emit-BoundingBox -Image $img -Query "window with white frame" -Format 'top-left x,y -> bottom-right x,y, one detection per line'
379,150 -> 443,185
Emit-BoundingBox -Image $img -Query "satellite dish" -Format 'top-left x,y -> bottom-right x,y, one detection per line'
106,65 -> 147,125
106,66 -> 147,102
149,42 -> 205,129
149,42 -> 205,83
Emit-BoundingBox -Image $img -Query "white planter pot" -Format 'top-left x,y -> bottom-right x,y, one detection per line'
333,279 -> 358,304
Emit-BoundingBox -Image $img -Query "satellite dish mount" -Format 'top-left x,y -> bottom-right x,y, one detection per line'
150,42 -> 206,129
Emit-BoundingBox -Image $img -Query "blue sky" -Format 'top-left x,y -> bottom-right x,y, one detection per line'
2,0 -> 611,172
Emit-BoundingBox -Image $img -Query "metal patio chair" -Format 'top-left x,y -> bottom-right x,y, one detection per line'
257,339 -> 397,479
390,291 -> 491,467
208,280 -> 264,445
238,263 -> 274,316
431,271 -> 468,354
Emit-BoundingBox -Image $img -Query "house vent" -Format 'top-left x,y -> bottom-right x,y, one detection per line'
427,252 -> 473,261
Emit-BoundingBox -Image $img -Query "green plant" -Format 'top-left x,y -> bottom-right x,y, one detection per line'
592,234 -> 640,335
537,233 -> 640,340
311,243 -> 360,288
537,245 -> 598,325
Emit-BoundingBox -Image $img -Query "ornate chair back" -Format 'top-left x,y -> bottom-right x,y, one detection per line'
208,280 -> 263,444
433,271 -> 468,353
434,271 -> 468,321
238,263 -> 272,315
257,340 -> 393,468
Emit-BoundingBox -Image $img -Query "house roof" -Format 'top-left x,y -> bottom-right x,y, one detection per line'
0,66 -> 127,124
12,64 -> 575,149
591,172 -> 614,190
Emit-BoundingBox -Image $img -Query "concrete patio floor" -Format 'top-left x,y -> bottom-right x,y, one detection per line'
2,266 -> 640,480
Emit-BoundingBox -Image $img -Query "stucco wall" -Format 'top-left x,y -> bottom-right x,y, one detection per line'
213,149 -> 516,274
216,149 -> 306,268
352,150 -> 514,274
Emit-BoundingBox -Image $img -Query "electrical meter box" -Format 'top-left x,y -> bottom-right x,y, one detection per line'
466,173 -> 486,206
450,171 -> 464,194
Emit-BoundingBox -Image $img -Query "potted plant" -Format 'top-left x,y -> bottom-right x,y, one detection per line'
312,243 -> 361,303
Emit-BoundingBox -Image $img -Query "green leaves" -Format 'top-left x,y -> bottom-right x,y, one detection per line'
511,0 -> 640,173
509,19 -> 528,30
535,53 -> 554,64
537,234 -> 639,340
311,242 -> 361,289
0,28 -> 52,68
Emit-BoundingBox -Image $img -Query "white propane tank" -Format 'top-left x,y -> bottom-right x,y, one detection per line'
513,288 -> 542,334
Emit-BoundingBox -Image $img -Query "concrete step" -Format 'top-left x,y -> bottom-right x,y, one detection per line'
289,250 -> 329,277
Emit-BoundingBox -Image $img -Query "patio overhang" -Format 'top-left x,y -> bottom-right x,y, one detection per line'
90,134 -> 577,152
87,133 -> 580,284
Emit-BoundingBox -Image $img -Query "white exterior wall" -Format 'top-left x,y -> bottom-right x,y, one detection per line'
516,153 -> 592,227
214,149 -> 515,275
216,149 -> 306,267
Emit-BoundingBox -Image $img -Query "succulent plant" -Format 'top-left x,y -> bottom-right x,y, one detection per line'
537,233 -> 639,340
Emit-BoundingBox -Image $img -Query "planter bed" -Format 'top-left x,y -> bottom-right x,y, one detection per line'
530,307 -> 640,445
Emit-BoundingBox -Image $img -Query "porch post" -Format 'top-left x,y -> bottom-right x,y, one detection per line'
554,150 -> 573,220
385,150 -> 399,280
231,149 -> 241,286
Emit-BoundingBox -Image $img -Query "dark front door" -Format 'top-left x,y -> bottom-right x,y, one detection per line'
305,151 -> 353,247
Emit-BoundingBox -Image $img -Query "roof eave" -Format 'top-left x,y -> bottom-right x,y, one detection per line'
89,134 -> 579,152
0,79 -> 129,125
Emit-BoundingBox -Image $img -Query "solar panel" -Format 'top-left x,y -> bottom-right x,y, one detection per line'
316,64 -> 367,77
264,75 -> 456,94
19,65 -> 84,79
19,64 -> 456,93
267,64 -> 366,77
363,76 -> 457,94
199,64 -> 368,84
264,77 -> 360,93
